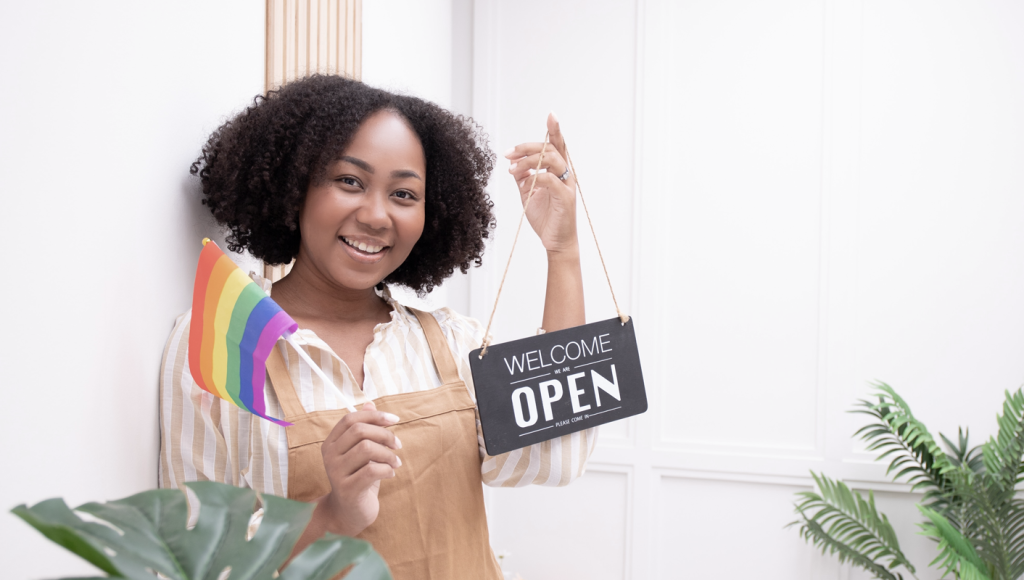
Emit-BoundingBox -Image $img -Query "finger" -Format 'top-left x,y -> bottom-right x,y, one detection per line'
348,461 -> 397,488
509,151 -> 567,182
325,401 -> 400,446
520,172 -> 574,201
332,421 -> 402,455
504,142 -> 553,160
338,438 -> 401,473
515,166 -> 574,198
547,112 -> 568,162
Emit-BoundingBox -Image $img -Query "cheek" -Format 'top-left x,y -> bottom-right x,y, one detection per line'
300,188 -> 349,240
402,207 -> 426,248
299,190 -> 327,232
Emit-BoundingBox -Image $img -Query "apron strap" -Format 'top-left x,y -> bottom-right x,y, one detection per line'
266,343 -> 308,420
409,308 -> 462,386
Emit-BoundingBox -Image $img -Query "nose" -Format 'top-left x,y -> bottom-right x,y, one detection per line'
356,189 -> 391,231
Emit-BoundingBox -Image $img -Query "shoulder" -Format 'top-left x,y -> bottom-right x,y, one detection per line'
388,298 -> 485,357
382,286 -> 485,348
160,309 -> 199,391
163,309 -> 193,365
428,306 -> 485,346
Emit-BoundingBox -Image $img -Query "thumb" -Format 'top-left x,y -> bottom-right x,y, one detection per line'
547,112 -> 568,161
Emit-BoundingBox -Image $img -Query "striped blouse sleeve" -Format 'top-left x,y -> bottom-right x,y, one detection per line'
158,312 -> 249,492
437,308 -> 599,488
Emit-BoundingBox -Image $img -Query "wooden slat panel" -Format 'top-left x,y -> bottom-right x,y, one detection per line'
265,0 -> 361,90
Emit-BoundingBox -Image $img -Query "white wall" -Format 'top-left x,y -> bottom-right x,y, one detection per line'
471,0 -> 1024,579
0,2 -> 264,578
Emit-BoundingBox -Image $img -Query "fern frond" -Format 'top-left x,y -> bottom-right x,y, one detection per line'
919,505 -> 992,580
791,515 -> 902,580
940,428 -> 985,474
1005,498 -> 1024,578
960,471 -> 1015,579
789,472 -> 915,579
982,389 -> 1024,491
853,383 -> 954,504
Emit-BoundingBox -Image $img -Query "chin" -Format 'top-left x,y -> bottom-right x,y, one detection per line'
334,275 -> 384,291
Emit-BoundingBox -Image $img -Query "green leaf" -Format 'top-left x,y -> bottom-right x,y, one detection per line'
851,382 -> 954,506
789,472 -> 914,579
982,389 -> 1024,491
12,481 -> 393,580
280,533 -> 390,580
919,505 -> 992,580
10,500 -> 121,577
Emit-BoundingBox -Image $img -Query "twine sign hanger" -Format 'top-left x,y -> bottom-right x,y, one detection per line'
478,133 -> 629,359
468,129 -> 648,456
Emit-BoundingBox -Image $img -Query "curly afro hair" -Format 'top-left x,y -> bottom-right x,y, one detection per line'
190,74 -> 496,293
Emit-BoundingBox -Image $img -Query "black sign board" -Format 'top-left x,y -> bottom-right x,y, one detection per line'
469,317 -> 647,456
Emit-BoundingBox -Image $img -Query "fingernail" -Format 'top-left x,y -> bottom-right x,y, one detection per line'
518,179 -> 525,188
383,412 -> 400,423
394,436 -> 403,449
510,162 -> 518,171
503,147 -> 516,158
550,111 -> 559,124
396,456 -> 403,467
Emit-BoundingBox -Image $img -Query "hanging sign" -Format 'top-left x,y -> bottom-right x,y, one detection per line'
470,316 -> 647,456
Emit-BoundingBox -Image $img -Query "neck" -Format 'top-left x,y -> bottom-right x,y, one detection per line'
271,255 -> 389,324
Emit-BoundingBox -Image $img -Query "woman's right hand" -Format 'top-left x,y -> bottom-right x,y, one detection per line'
318,400 -> 402,536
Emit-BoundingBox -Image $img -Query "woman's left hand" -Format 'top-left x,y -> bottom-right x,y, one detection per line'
505,113 -> 579,255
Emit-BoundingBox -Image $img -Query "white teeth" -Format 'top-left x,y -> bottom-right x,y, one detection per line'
342,237 -> 384,254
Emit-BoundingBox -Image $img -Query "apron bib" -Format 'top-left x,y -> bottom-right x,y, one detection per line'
265,308 -> 502,580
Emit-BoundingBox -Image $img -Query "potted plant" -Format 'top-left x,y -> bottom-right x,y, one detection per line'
790,383 -> 1024,580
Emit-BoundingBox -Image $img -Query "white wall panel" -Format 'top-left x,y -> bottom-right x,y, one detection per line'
651,0 -> 826,454
0,2 -> 265,577
475,0 -> 1024,578
655,477 -> 837,578
489,469 -> 630,580
847,0 -> 1024,454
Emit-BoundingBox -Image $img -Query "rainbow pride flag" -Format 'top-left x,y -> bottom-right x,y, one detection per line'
188,239 -> 296,426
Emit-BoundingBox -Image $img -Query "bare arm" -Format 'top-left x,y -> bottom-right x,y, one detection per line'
542,246 -> 584,331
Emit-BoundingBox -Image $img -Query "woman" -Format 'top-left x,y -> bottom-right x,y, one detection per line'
159,75 -> 596,578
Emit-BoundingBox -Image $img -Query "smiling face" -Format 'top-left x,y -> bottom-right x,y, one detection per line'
296,110 -> 427,292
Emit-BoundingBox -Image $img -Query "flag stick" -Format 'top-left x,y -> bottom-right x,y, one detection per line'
283,333 -> 358,412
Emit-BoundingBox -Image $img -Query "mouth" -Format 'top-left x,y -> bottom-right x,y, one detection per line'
339,236 -> 391,263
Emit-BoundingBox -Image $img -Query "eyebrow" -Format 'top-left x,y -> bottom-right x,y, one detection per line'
390,169 -> 423,181
340,155 -> 422,181
341,155 -> 374,173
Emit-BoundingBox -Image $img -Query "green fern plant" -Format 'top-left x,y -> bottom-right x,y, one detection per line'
789,382 -> 1024,580
11,481 -> 392,580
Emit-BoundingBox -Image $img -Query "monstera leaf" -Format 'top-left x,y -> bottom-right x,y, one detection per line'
11,481 -> 391,580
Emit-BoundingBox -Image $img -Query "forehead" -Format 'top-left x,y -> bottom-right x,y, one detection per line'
340,110 -> 425,170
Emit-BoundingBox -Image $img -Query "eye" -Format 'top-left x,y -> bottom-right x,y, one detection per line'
335,175 -> 362,189
392,189 -> 419,201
